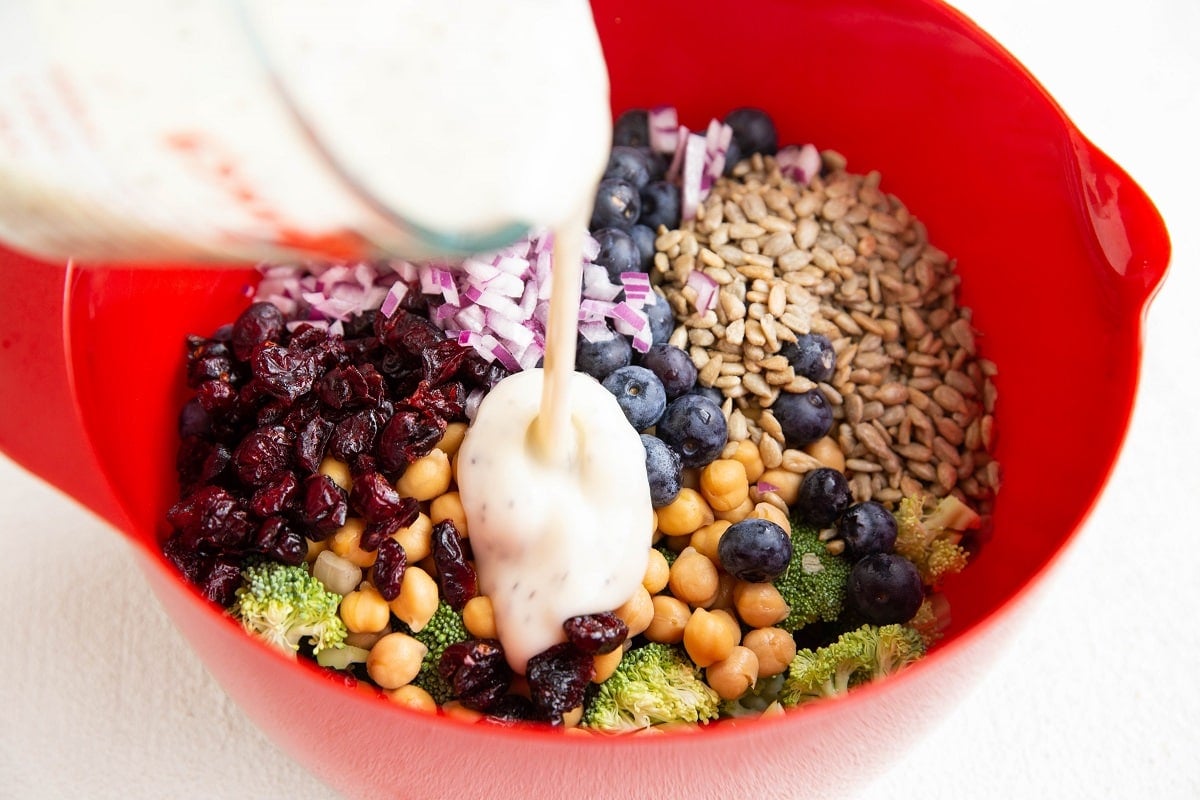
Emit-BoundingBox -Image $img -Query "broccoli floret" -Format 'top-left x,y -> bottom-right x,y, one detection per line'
894,493 -> 980,586
230,561 -> 347,656
906,592 -> 953,647
780,624 -> 926,708
404,601 -> 470,705
772,520 -> 852,633
655,543 -> 679,567
581,643 -> 720,733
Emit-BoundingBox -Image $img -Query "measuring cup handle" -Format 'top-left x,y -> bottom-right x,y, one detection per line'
0,248 -> 131,531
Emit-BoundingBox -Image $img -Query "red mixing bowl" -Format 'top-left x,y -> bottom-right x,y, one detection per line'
0,0 -> 1169,798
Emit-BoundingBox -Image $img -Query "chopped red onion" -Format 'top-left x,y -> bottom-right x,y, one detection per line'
756,481 -> 779,494
579,320 -> 617,343
665,124 -> 690,183
648,105 -> 680,154
680,132 -> 708,221
776,143 -> 822,185
379,282 -> 407,318
686,269 -> 719,316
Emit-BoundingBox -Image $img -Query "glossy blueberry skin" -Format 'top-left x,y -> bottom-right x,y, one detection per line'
794,467 -> 852,528
643,295 -> 676,346
688,384 -> 725,407
779,333 -> 836,383
848,553 -> 924,625
576,334 -> 633,381
601,366 -> 668,431
628,224 -> 657,272
612,109 -> 649,148
656,393 -> 727,468
724,107 -> 778,155
717,518 -> 793,583
590,178 -> 641,231
637,344 -> 697,400
641,434 -> 683,508
838,501 -> 898,558
591,227 -> 642,282
772,389 -> 834,447
638,180 -> 682,231
604,146 -> 653,189
640,147 -> 669,182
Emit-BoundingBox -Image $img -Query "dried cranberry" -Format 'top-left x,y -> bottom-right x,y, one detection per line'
563,612 -> 628,655
176,436 -> 222,490
232,426 -> 294,487
231,302 -> 285,361
252,344 -> 318,401
439,639 -> 512,711
525,643 -> 595,718
199,442 -> 232,484
328,409 -> 379,461
481,695 -> 540,726
199,553 -> 244,606
268,523 -> 308,566
350,471 -> 400,521
186,339 -> 234,388
372,538 -> 407,601
298,473 -> 348,538
250,472 -> 300,517
375,308 -> 442,356
177,398 -> 212,439
196,379 -> 238,415
420,339 -> 472,386
409,381 -> 467,420
376,408 -> 446,473
280,393 -> 321,434
432,521 -> 476,611
295,416 -> 334,474
162,531 -> 205,584
167,485 -> 251,549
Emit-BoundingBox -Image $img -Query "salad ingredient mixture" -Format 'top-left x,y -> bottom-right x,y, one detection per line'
163,105 -> 998,732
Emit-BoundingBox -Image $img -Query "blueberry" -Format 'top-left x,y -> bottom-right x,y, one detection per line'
838,501 -> 898,558
779,333 -> 836,383
717,518 -> 793,583
640,434 -> 682,508
772,389 -> 834,447
636,344 -> 697,400
613,109 -> 649,148
848,553 -> 924,625
590,179 -> 641,231
604,146 -> 652,189
722,137 -> 743,177
640,147 -> 668,182
689,384 -> 725,407
656,394 -> 727,468
643,295 -> 675,346
591,227 -> 642,282
628,224 -> 657,272
724,107 -> 778,156
576,333 -> 632,381
638,181 -> 681,231
794,467 -> 852,528
601,366 -> 667,431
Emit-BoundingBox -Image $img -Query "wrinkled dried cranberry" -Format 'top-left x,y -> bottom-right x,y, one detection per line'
298,473 -> 348,538
176,436 -> 222,490
319,363 -> 386,410
460,350 -> 511,389
526,642 -> 595,718
162,531 -> 205,584
374,308 -> 442,356
328,409 -> 379,461
196,379 -> 238,415
376,408 -> 446,473
232,426 -> 294,487
177,397 -> 212,439
268,523 -> 308,566
482,694 -> 540,726
350,470 -> 400,521
372,538 -> 407,601
563,612 -> 628,655
252,344 -> 318,401
439,639 -> 512,711
409,381 -> 466,420
167,485 -> 252,549
432,521 -> 476,611
199,442 -> 232,485
199,553 -> 244,606
232,302 -> 286,361
295,415 -> 334,474
420,339 -> 472,386
280,393 -> 321,434
186,338 -> 234,388
250,472 -> 299,517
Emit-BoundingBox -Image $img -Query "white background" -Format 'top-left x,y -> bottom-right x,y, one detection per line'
1,1 -> 1197,798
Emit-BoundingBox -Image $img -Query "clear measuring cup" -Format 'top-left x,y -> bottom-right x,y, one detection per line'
0,0 -> 611,264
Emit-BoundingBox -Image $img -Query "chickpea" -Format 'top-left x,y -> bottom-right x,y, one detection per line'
682,608 -> 739,667
713,495 -> 754,524
750,501 -> 790,532
758,468 -> 802,506
707,572 -> 738,612
668,547 -> 719,608
329,517 -> 377,568
656,488 -> 714,536
742,627 -> 797,678
430,491 -> 469,537
705,646 -> 759,701
562,706 -> 584,728
392,512 -> 434,563
644,595 -> 690,644
689,520 -> 731,563
709,608 -> 743,646
728,439 -> 765,483
340,583 -> 391,634
614,586 -> 654,637
732,581 -> 790,628
680,467 -> 701,490
318,456 -> 353,492
386,684 -> 437,713
662,534 -> 692,553
366,632 -> 427,689
442,701 -> 483,723
593,646 -> 624,683
387,566 -> 439,632
642,548 -> 671,594
396,449 -> 453,502
804,436 -> 846,472
436,422 -> 468,456
462,595 -> 497,639
345,629 -> 388,651
699,459 -> 749,512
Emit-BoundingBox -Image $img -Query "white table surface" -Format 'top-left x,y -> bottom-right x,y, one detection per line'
2,1 -> 1197,798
